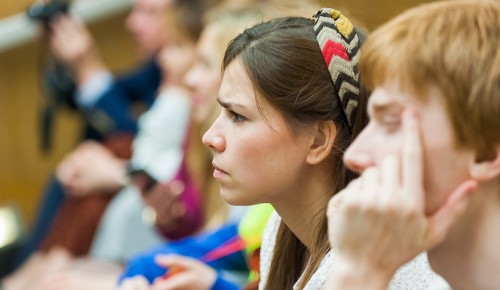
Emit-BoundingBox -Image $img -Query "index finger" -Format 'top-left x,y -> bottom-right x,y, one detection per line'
402,108 -> 425,206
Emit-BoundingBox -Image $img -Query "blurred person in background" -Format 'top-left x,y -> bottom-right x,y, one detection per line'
9,0 -> 176,272
2,0 -> 225,289
116,8 -> 269,290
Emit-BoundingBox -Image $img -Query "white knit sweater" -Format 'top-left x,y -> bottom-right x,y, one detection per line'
258,211 -> 449,290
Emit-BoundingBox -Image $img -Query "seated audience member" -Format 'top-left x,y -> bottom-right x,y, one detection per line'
325,1 -> 500,290
49,0 -> 172,140
162,7 -> 441,290
115,7 -> 269,290
12,0 -> 174,270
1,1 -> 223,289
88,0 -> 223,263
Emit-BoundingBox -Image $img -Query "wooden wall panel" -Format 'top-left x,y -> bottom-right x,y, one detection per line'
326,0 -> 437,30
0,0 -> 34,18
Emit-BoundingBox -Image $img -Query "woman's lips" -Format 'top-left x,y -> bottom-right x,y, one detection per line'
212,162 -> 228,178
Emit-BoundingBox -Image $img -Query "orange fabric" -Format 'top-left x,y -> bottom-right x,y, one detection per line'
39,194 -> 113,256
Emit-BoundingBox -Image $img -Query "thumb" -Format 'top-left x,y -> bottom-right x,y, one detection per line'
425,179 -> 478,248
327,186 -> 350,218
326,185 -> 353,249
154,255 -> 189,283
155,254 -> 199,269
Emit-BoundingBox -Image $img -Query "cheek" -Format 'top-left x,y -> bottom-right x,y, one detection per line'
368,129 -> 404,165
417,107 -> 472,213
234,131 -> 304,197
176,55 -> 194,74
157,50 -> 168,70
421,139 -> 471,214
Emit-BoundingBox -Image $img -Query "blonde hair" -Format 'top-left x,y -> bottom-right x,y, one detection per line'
204,7 -> 268,60
188,8 -> 268,230
360,0 -> 500,159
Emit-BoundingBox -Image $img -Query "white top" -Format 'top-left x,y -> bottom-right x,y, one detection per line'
90,87 -> 191,262
259,211 -> 450,290
77,70 -> 114,108
131,87 -> 191,181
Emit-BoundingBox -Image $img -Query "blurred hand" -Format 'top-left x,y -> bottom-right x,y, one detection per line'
3,248 -> 71,290
150,255 -> 217,290
57,141 -> 128,196
117,276 -> 151,290
40,271 -> 93,290
40,267 -> 119,290
326,109 -> 477,288
49,15 -> 106,84
139,179 -> 186,232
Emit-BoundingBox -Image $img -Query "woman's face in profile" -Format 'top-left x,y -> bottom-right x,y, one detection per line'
203,58 -> 315,206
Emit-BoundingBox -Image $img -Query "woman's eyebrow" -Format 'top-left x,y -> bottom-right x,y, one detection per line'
217,98 -> 246,110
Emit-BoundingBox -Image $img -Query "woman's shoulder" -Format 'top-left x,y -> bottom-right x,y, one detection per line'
299,250 -> 334,290
258,210 -> 280,290
263,211 -> 280,236
260,211 -> 280,258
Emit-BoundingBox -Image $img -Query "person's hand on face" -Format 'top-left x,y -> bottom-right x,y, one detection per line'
326,109 -> 478,282
140,180 -> 186,232
149,255 -> 217,290
56,141 -> 127,196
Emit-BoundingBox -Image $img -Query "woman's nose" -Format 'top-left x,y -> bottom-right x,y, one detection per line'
202,121 -> 225,153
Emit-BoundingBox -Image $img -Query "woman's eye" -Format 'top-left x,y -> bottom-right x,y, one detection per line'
229,110 -> 245,122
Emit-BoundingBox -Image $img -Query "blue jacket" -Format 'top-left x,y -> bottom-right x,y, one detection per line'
120,223 -> 248,289
82,60 -> 161,140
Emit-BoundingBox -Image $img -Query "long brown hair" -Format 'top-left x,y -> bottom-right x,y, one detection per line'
223,16 -> 368,289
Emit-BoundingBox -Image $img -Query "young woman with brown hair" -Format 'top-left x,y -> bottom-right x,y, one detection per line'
202,8 -> 442,290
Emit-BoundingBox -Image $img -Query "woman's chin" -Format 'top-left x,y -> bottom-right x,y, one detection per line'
220,189 -> 254,206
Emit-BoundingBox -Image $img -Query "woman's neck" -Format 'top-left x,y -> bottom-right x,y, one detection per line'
272,167 -> 334,249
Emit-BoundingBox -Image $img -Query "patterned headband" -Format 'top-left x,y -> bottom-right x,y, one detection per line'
313,8 -> 361,130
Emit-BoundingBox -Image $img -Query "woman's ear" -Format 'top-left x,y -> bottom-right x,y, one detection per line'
306,121 -> 336,165
469,146 -> 500,181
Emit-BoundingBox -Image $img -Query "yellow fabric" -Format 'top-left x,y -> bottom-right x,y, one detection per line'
238,203 -> 274,256
329,9 -> 354,38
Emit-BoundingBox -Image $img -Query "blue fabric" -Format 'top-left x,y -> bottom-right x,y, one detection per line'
12,177 -> 65,269
82,59 -> 161,140
120,223 -> 248,284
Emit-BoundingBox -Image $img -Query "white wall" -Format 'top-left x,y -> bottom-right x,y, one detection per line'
0,0 -> 133,52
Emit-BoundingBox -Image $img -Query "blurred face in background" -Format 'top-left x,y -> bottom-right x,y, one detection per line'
125,0 -> 174,57
184,24 -> 224,123
157,20 -> 197,86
